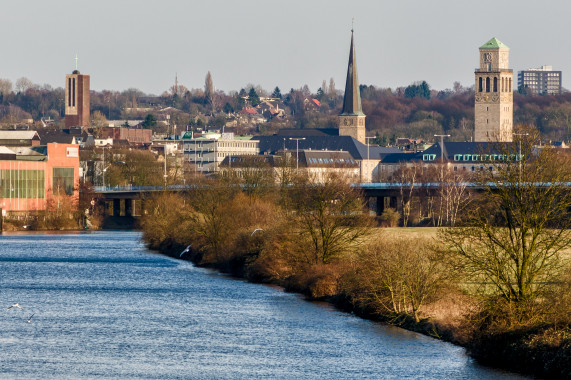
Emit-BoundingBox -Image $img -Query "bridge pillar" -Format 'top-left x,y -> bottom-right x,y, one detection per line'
389,196 -> 398,210
125,199 -> 133,217
376,197 -> 385,215
113,199 -> 121,217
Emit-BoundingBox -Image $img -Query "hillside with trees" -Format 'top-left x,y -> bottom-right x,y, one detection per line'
0,76 -> 569,144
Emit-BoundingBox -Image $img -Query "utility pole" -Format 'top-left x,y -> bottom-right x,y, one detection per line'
289,137 -> 305,171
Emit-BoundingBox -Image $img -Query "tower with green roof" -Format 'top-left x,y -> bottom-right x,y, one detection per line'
474,37 -> 513,142
339,29 -> 366,144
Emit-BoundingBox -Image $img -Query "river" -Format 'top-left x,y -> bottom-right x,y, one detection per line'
0,231 -> 526,379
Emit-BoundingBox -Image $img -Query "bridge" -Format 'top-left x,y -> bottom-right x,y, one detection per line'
93,182 -> 469,220
94,182 -> 571,221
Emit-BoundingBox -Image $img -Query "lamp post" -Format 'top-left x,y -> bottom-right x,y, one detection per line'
434,134 -> 450,163
102,146 -> 106,188
365,136 -> 375,183
289,137 -> 305,171
513,132 -> 529,181
164,145 -> 168,189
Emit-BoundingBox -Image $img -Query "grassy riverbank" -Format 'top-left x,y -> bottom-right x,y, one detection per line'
141,180 -> 570,380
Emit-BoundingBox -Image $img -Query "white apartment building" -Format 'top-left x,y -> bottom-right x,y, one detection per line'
182,132 -> 259,173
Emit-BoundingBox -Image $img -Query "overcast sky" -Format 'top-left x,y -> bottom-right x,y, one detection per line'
3,0 -> 570,95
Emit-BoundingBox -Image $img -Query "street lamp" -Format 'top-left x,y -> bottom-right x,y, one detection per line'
513,132 -> 529,181
101,146 -> 106,188
164,145 -> 168,189
434,134 -> 450,163
289,137 -> 305,171
365,136 -> 376,182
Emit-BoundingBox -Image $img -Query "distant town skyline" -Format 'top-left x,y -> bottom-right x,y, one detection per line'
3,0 -> 570,95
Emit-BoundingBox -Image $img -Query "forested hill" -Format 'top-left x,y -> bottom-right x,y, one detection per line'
0,77 -> 569,144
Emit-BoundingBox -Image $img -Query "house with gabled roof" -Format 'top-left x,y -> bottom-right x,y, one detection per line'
0,130 -> 41,147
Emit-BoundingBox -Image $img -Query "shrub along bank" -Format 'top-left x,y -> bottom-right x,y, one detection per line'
141,173 -> 570,379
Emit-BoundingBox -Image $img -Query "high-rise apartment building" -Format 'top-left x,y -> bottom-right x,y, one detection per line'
474,37 -> 513,142
517,66 -> 562,95
65,70 -> 90,128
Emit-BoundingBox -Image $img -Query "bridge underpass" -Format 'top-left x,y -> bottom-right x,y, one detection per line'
94,182 -> 569,226
94,184 -> 411,222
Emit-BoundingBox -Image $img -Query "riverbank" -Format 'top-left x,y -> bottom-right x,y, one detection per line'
147,228 -> 570,380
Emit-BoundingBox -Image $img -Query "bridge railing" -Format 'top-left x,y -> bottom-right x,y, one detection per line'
94,185 -> 193,192
94,182 -> 571,193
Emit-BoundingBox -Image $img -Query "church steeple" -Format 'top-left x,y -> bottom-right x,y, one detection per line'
341,30 -> 364,116
339,29 -> 366,144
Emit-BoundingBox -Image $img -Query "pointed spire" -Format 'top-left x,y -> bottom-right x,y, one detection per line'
341,29 -> 364,116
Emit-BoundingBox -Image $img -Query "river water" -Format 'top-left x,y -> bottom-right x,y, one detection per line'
0,231 -> 526,379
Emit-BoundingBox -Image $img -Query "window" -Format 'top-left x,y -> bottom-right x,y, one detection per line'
67,78 -> 72,107
0,169 -> 45,199
486,77 -> 490,92
479,77 -> 483,92
53,167 -> 74,196
454,154 -> 463,161
493,77 -> 498,92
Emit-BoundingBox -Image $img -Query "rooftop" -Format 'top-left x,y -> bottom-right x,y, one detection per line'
480,37 -> 509,50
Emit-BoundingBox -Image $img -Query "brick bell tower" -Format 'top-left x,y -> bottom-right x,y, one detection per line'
339,29 -> 366,144
65,55 -> 90,129
474,37 -> 513,142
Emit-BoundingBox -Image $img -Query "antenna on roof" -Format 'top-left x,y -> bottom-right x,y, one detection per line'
74,53 -> 78,71
352,17 -> 355,33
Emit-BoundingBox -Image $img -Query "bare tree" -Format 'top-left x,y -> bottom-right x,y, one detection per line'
15,77 -> 34,93
441,126 -> 571,317
204,71 -> 214,109
394,162 -> 420,226
286,172 -> 373,264
343,238 -> 449,322
0,79 -> 13,96
328,77 -> 336,96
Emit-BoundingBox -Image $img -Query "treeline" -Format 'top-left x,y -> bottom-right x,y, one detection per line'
1,76 -> 570,144
141,131 -> 570,378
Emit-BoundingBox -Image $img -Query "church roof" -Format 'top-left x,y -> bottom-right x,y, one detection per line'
480,37 -> 509,50
340,31 -> 364,116
253,133 -> 399,161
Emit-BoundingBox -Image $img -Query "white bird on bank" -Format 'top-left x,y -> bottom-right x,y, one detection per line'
7,303 -> 22,310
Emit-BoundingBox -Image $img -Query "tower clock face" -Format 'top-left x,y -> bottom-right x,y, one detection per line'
483,53 -> 492,62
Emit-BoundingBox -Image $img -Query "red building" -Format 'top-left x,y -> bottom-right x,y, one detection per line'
65,70 -> 90,128
0,143 -> 79,213
99,127 -> 153,147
